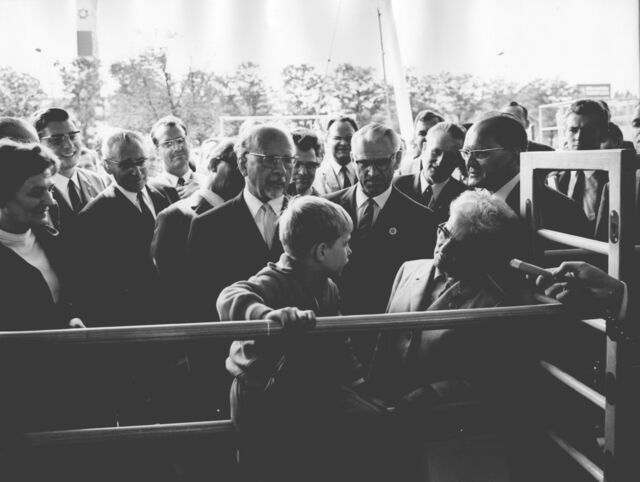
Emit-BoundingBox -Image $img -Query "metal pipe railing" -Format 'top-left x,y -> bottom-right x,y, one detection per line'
539,360 -> 606,410
537,230 -> 609,255
548,430 -> 603,482
0,304 -> 567,346
22,420 -> 236,446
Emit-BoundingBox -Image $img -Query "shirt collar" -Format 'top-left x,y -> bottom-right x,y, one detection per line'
243,187 -> 286,219
355,183 -> 393,210
52,170 -> 80,191
493,173 -> 520,202
330,158 -> 355,177
114,183 -> 149,207
197,189 -> 225,208
420,173 -> 451,198
162,169 -> 193,187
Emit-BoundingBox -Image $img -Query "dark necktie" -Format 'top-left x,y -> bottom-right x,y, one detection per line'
358,198 -> 375,233
340,166 -> 352,188
177,177 -> 186,187
68,179 -> 83,213
422,185 -> 433,206
571,171 -> 585,203
137,191 -> 155,225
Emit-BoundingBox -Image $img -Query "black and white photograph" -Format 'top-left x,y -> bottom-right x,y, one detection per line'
0,0 -> 639,480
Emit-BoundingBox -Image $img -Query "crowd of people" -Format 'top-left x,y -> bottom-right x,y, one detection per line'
0,98 -> 637,481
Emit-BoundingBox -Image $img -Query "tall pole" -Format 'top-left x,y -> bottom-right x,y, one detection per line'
377,7 -> 392,122
378,0 -> 414,142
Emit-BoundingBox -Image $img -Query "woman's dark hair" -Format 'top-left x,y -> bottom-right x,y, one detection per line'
291,128 -> 323,157
204,137 -> 238,172
0,140 -> 58,206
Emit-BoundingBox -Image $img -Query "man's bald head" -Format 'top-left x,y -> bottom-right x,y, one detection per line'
0,117 -> 38,143
235,124 -> 294,202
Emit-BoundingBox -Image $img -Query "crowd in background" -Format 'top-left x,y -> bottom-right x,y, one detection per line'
0,98 -> 637,481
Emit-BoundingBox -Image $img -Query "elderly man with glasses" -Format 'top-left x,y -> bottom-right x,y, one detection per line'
149,115 -> 205,204
73,129 -> 171,326
31,107 -> 108,231
462,113 -> 589,237
325,122 -> 438,368
185,124 -> 295,322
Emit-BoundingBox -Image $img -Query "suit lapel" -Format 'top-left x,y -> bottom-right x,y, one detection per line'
411,261 -> 434,311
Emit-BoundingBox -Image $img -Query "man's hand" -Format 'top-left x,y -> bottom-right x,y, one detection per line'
536,261 -> 624,315
266,307 -> 316,334
68,318 -> 86,329
176,177 -> 200,199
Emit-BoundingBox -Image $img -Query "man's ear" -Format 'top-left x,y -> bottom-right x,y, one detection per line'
103,161 -> 113,175
392,150 -> 402,170
237,153 -> 248,176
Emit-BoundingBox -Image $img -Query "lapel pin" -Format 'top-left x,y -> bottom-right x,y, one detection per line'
389,227 -> 397,235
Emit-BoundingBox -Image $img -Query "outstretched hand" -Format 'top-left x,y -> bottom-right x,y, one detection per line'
536,261 -> 624,315
266,307 -> 316,334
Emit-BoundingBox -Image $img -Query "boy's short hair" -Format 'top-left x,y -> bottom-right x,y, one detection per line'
279,196 -> 353,259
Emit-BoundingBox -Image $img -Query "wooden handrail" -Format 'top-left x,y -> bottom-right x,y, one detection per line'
21,420 -> 237,446
521,149 -> 631,171
548,430 -> 603,482
539,360 -> 606,410
0,304 -> 567,346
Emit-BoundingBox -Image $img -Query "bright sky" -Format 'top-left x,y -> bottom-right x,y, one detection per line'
1,0 -> 638,97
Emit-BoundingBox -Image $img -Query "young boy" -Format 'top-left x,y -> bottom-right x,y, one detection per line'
218,196 -> 390,482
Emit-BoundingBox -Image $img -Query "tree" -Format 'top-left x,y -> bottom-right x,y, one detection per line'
57,57 -> 104,145
326,63 -> 387,127
276,63 -> 328,115
0,68 -> 46,118
220,62 -> 273,117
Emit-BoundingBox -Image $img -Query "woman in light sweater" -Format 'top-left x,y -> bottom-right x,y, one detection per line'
0,139 -> 82,330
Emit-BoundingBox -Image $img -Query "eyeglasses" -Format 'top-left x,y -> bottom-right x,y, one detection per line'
354,154 -> 395,170
160,137 -> 187,150
246,152 -> 297,168
437,222 -> 452,240
458,147 -> 506,161
105,157 -> 149,171
40,131 -> 81,146
293,160 -> 320,170
331,135 -> 352,143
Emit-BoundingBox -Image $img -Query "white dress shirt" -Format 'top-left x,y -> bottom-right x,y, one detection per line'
420,173 -> 451,201
330,158 -> 357,188
114,184 -> 157,218
243,188 -> 286,244
52,170 -> 81,208
355,183 -> 392,225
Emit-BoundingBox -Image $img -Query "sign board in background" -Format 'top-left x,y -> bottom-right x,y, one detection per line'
577,84 -> 611,98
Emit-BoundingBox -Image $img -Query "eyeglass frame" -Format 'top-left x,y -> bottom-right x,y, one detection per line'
104,156 -> 150,171
159,137 -> 187,150
458,147 -> 506,162
353,154 -> 397,171
40,130 -> 81,146
245,152 -> 297,169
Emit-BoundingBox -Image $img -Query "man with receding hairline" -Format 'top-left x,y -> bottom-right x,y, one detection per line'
325,122 -> 438,367
463,114 -> 589,237
185,124 -> 294,322
313,115 -> 358,195
74,129 -> 171,326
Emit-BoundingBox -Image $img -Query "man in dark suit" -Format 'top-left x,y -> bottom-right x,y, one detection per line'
31,108 -> 108,232
151,138 -> 245,316
501,101 -> 554,152
75,129 -> 171,326
325,123 -> 438,367
546,100 -> 610,236
463,114 -> 590,238
398,110 -> 445,175
149,115 -> 204,204
185,125 -> 295,322
393,121 -> 467,223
